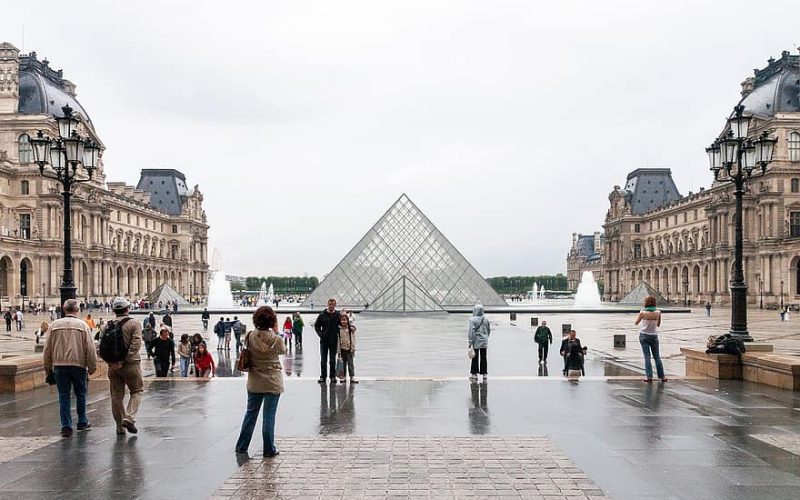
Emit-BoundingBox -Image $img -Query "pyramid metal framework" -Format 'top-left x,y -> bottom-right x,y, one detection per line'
619,282 -> 669,307
302,194 -> 506,312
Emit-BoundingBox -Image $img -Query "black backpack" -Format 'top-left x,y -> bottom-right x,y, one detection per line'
99,318 -> 133,362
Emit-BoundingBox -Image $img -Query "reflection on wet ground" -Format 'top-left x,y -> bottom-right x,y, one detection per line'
2,377 -> 799,499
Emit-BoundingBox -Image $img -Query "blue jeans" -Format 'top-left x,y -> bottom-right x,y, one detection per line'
179,357 -> 190,377
235,392 -> 280,454
53,366 -> 89,430
639,333 -> 665,379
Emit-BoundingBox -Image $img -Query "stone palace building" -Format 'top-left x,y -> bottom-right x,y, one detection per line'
600,51 -> 800,306
0,42 -> 209,308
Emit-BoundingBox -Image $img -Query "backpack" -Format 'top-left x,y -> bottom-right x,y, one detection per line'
705,334 -> 746,355
99,318 -> 133,362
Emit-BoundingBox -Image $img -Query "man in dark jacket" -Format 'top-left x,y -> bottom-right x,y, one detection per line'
148,327 -> 176,377
314,298 -> 340,384
201,308 -> 210,331
533,320 -> 553,364
559,330 -> 585,376
162,312 -> 173,328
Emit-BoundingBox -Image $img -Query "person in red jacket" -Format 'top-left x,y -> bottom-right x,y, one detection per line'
194,343 -> 215,378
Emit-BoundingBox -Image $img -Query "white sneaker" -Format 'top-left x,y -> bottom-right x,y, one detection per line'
469,374 -> 478,381
481,375 -> 488,382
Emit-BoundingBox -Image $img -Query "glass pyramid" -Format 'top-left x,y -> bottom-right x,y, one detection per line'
302,194 -> 506,312
619,282 -> 669,307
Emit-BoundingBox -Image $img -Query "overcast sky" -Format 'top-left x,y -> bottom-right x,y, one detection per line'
2,1 -> 799,278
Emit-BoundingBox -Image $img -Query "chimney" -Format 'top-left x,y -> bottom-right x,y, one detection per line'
0,42 -> 20,114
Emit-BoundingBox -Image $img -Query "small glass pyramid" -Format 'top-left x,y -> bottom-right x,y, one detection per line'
302,194 -> 505,312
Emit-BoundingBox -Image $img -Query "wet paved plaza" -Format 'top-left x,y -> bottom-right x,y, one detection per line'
1,309 -> 799,498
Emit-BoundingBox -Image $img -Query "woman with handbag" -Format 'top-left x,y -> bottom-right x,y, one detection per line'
468,304 -> 490,382
235,306 -> 286,458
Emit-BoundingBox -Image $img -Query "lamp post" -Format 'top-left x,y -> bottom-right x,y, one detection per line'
706,104 -> 777,341
780,280 -> 785,309
759,279 -> 764,309
30,105 -> 101,312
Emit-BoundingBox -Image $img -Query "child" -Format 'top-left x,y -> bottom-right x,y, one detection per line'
178,334 -> 192,377
282,316 -> 293,350
194,343 -> 215,378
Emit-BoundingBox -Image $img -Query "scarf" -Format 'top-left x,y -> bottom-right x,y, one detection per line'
644,306 -> 657,312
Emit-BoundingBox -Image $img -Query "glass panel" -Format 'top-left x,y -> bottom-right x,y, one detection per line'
303,195 -> 504,311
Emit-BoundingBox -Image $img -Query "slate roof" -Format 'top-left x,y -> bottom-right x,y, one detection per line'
622,168 -> 681,215
17,53 -> 94,127
740,51 -> 800,117
136,169 -> 189,216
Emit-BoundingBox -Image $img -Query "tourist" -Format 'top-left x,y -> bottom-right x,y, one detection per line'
282,316 -> 293,350
84,313 -> 96,331
95,318 -> 105,341
43,299 -> 97,437
201,308 -> 210,331
162,311 -> 173,328
178,334 -> 192,377
148,326 -> 176,377
15,308 -> 23,331
194,343 -> 215,377
314,298 -> 341,384
292,312 -> 304,349
533,320 -> 553,364
635,295 -> 667,383
35,321 -> 49,344
705,302 -> 712,317
235,306 -> 285,457
337,313 -> 358,383
4,309 -> 12,331
468,304 -> 491,382
780,307 -> 786,322
107,297 -> 144,435
214,317 -> 225,349
224,317 -> 233,350
142,314 -> 157,359
232,316 -> 243,351
560,330 -> 586,378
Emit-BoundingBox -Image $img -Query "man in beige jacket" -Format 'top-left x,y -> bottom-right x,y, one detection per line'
108,297 -> 144,435
43,299 -> 97,438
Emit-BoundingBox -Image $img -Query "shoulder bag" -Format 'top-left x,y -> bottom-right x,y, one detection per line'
237,331 -> 252,372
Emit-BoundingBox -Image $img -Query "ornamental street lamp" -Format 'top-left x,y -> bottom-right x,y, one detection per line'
780,280 -> 785,309
30,105 -> 101,312
759,279 -> 764,309
706,104 -> 777,341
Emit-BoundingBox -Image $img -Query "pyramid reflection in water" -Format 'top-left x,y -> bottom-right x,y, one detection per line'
302,194 -> 505,312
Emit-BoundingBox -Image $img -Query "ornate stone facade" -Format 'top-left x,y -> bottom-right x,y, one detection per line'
603,51 -> 800,306
566,232 -> 604,291
0,42 -> 209,307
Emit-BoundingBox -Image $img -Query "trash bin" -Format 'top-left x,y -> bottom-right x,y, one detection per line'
613,334 -> 626,348
510,312 -> 517,321
562,324 -> 571,334
531,317 -> 538,327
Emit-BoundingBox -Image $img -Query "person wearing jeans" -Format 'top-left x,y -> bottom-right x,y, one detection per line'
235,306 -> 286,457
148,327 -> 176,377
177,334 -> 192,377
635,295 -> 667,382
43,299 -> 97,437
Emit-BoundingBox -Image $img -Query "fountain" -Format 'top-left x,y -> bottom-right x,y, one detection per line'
207,249 -> 237,309
255,282 -> 275,306
574,271 -> 601,308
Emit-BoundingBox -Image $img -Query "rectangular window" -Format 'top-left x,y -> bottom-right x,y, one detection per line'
693,209 -> 698,221
674,215 -> 678,224
791,212 -> 800,238
657,220 -> 661,229
634,223 -> 640,233
116,211 -> 121,222
792,178 -> 800,193
633,243 -> 642,259
20,214 -> 31,239
20,180 -> 29,195
649,222 -> 653,231
172,224 -> 178,233
683,212 -> 687,223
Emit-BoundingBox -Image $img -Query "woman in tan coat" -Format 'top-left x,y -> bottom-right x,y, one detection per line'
235,306 -> 286,457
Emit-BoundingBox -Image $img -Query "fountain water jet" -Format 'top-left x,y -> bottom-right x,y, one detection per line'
574,271 -> 601,307
207,249 -> 237,308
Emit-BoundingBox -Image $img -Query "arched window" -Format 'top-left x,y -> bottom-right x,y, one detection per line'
18,134 -> 32,164
790,132 -> 800,162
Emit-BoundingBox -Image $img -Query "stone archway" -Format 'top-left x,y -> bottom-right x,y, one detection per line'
0,256 -> 13,299
19,258 -> 33,297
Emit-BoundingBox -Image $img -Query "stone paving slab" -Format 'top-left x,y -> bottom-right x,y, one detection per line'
213,436 -> 608,499
751,434 -> 800,456
0,436 -> 60,464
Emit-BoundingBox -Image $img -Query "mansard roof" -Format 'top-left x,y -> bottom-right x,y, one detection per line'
622,168 -> 682,215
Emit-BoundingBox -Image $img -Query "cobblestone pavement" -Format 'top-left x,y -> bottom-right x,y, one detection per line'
0,437 -> 60,464
214,436 -> 607,499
